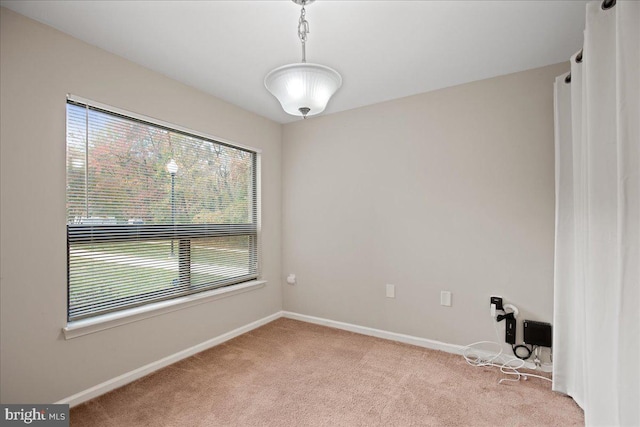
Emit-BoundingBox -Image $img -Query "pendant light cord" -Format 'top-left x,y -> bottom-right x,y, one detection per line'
298,4 -> 309,62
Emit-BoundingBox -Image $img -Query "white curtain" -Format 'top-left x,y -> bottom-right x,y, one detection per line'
553,1 -> 639,426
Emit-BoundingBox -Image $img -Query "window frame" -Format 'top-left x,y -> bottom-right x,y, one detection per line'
65,94 -> 262,325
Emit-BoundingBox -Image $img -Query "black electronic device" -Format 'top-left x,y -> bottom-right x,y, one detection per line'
505,316 -> 516,344
490,296 -> 503,311
523,320 -> 552,347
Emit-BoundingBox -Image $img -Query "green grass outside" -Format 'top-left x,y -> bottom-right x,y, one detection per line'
83,240 -> 250,268
69,239 -> 251,318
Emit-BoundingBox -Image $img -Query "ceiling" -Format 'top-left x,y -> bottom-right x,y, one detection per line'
1,0 -> 588,124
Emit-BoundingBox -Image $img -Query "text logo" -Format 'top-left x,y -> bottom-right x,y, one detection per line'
1,405 -> 69,426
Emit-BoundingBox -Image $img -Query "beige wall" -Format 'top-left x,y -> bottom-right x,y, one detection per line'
282,62 -> 568,349
0,8 -> 282,403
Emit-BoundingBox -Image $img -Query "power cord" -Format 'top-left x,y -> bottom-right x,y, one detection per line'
512,343 -> 533,360
462,311 -> 552,384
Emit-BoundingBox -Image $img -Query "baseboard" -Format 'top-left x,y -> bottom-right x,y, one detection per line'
57,309 -> 551,406
281,311 -> 467,355
282,311 -> 552,373
56,311 -> 282,407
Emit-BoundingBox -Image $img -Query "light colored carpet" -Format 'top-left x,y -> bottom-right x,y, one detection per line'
70,318 -> 583,426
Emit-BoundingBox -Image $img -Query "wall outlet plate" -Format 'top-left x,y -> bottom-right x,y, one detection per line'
386,284 -> 395,298
440,291 -> 452,307
490,296 -> 503,310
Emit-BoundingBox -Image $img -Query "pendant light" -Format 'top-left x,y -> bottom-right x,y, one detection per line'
264,0 -> 342,119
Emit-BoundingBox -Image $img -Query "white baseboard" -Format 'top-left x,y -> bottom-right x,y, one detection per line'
58,310 -> 551,407
281,311 -> 552,373
56,311 -> 282,407
281,311 -> 467,355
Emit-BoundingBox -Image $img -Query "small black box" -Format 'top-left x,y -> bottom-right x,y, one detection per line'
523,320 -> 552,347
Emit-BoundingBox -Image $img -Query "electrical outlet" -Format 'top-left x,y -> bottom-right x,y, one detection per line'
490,296 -> 503,310
440,291 -> 452,307
386,284 -> 395,298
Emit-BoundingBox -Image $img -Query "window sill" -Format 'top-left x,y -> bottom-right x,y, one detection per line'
63,280 -> 267,340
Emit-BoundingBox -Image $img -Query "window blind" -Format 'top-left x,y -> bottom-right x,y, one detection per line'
66,99 -> 258,321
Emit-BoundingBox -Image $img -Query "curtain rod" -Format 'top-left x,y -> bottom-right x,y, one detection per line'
564,0 -> 616,84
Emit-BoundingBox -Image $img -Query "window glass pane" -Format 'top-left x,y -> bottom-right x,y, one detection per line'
69,241 -> 180,319
67,103 -> 255,226
191,236 -> 255,288
66,100 -> 258,321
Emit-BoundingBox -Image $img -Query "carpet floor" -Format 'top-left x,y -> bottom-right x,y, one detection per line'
70,318 -> 584,426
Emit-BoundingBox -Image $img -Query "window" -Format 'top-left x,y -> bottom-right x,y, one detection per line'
66,97 -> 258,322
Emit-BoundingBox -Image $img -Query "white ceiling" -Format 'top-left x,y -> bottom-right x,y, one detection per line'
1,0 -> 588,124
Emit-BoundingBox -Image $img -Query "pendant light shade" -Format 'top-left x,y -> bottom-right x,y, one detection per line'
264,63 -> 342,118
265,0 -> 342,119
